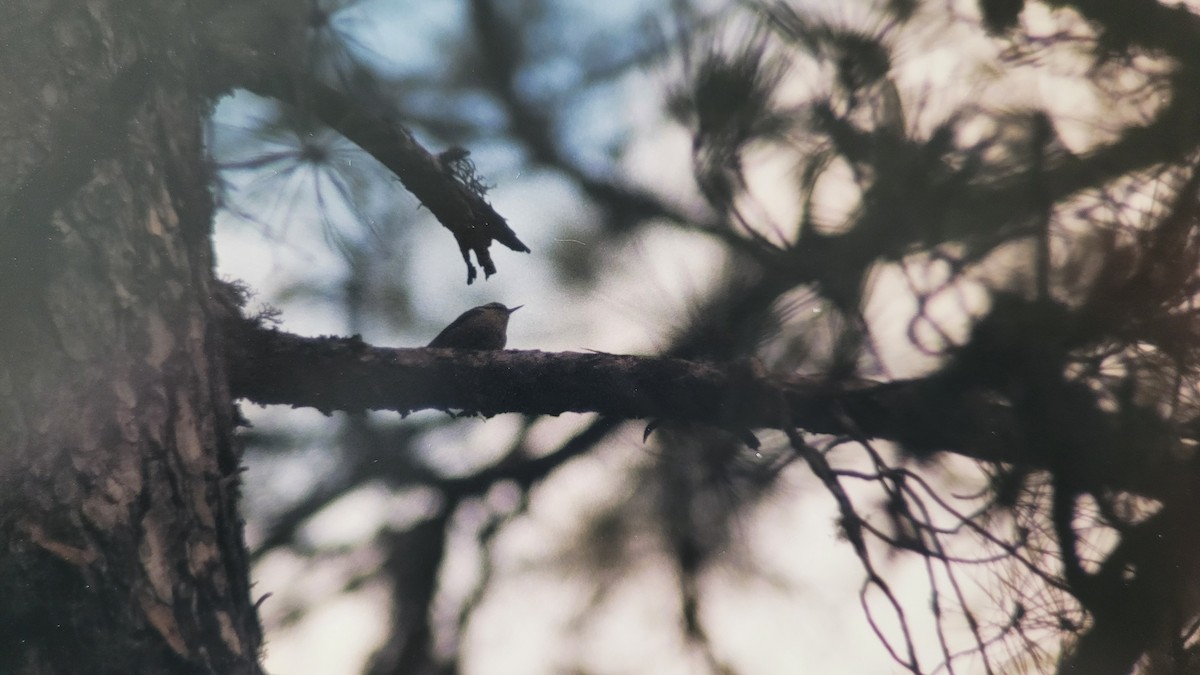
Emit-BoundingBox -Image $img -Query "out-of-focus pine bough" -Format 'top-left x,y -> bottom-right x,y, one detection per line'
658,1 -> 1200,673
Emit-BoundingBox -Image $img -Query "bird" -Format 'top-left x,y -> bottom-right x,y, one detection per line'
427,302 -> 522,350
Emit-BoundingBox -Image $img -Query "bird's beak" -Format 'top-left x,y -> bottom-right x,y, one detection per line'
507,305 -> 523,314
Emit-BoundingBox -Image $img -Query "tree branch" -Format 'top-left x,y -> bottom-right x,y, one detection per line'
204,2 -> 530,284
224,322 -> 1184,499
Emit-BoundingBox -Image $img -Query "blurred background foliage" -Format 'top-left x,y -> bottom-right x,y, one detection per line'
210,0 -> 1200,672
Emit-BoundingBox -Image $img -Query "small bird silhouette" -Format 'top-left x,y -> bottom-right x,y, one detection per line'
427,303 -> 522,350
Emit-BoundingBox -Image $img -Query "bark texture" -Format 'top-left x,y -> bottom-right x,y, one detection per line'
0,3 -> 262,673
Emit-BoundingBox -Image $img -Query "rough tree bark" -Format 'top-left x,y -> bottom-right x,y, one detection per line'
0,3 -> 262,673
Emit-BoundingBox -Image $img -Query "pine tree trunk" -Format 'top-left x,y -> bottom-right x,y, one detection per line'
0,2 -> 263,672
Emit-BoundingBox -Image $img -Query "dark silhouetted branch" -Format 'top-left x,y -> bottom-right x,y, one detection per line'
224,322 -> 1185,500
205,3 -> 529,283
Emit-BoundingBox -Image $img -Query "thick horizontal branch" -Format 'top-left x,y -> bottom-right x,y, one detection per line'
226,326 -> 872,428
226,324 -> 1014,457
225,324 -> 1188,500
229,327 -> 819,426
